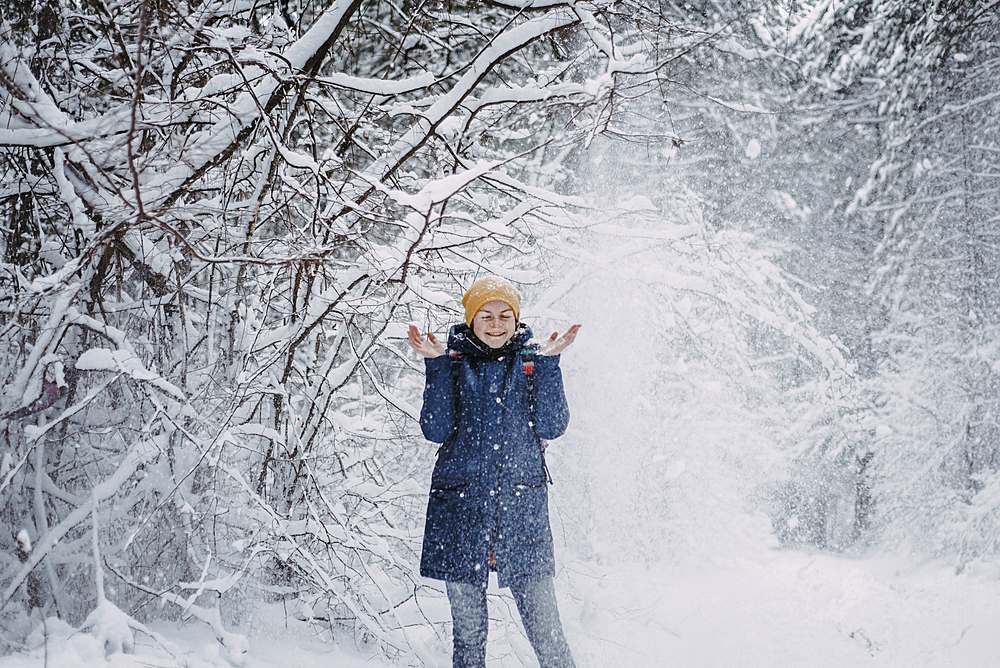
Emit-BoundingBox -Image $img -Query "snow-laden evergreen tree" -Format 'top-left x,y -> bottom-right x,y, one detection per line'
780,0 -> 1000,560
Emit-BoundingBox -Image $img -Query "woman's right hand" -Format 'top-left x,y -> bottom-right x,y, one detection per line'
408,325 -> 446,358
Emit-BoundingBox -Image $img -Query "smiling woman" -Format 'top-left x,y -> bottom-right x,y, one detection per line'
407,275 -> 580,668
470,302 -> 517,348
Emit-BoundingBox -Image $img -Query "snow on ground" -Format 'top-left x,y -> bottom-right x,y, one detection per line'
0,607 -> 383,668
5,542 -> 1000,667
562,549 -> 1000,668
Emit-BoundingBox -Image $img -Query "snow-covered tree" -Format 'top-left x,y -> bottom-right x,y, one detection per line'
2,0 -> 808,659
777,0 -> 1000,560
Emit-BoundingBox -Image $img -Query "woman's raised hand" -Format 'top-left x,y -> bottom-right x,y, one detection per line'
539,324 -> 581,356
408,325 -> 446,358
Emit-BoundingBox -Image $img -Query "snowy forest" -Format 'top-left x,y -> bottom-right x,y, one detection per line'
2,0 -> 999,666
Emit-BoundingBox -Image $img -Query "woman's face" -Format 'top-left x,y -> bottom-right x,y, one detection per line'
472,301 -> 516,349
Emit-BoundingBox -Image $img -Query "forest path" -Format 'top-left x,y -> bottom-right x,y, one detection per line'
562,548 -> 1000,668
3,533 -> 998,667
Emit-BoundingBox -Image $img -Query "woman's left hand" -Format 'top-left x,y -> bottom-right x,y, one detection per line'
539,324 -> 581,356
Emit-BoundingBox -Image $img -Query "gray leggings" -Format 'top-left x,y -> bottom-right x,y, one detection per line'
446,576 -> 576,668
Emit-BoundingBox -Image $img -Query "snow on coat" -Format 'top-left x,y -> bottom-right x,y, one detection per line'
418,323 -> 569,587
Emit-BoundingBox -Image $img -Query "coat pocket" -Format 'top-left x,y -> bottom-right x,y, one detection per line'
511,470 -> 548,491
425,482 -> 471,537
508,479 -> 550,538
431,480 -> 468,493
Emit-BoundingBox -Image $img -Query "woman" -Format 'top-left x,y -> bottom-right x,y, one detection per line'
408,275 -> 580,668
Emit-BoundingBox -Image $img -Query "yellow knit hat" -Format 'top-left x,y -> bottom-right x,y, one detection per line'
462,276 -> 521,326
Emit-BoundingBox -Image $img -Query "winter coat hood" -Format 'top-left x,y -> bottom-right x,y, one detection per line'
447,322 -> 533,359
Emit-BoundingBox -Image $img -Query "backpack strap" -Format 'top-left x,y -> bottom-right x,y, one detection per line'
447,352 -> 464,441
448,351 -> 464,377
520,346 -> 553,485
520,346 -> 537,409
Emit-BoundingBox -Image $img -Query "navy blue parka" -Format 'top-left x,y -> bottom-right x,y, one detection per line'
419,323 -> 569,587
